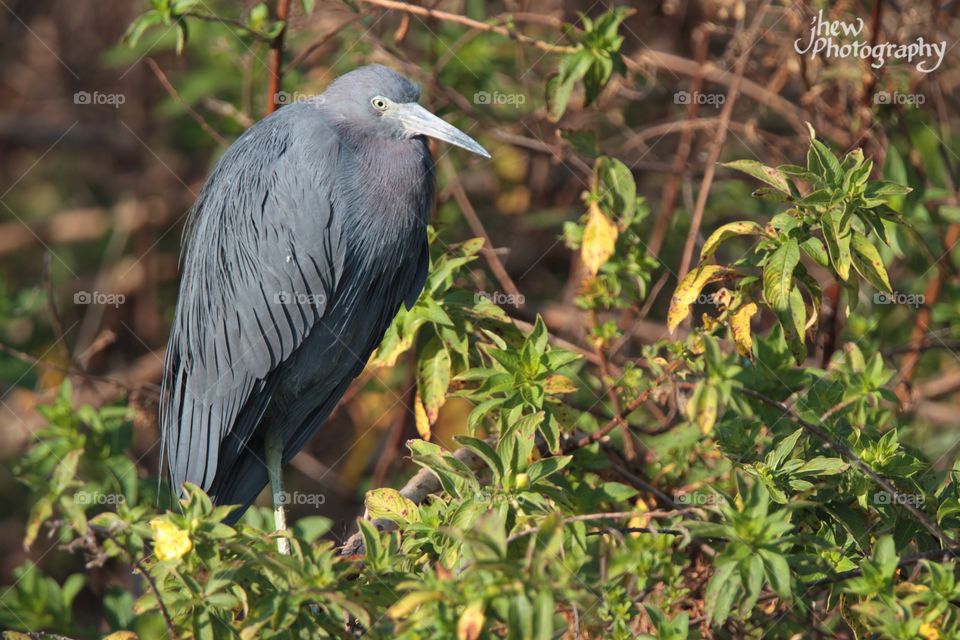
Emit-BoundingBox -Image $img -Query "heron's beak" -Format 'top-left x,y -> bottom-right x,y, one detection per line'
395,103 -> 491,159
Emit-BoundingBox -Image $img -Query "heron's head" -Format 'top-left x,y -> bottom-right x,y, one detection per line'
321,64 -> 490,159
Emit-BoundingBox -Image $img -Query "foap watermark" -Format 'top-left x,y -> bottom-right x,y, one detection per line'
74,291 -> 125,308
74,90 -> 126,109
277,491 -> 326,507
874,91 -> 925,107
695,290 -> 732,307
674,91 -> 725,107
795,9 -> 946,73
274,291 -> 327,306
676,492 -> 722,506
75,491 -> 125,506
473,90 -> 526,107
274,91 -> 322,106
874,291 -> 925,309
475,291 -> 525,308
873,491 -> 924,507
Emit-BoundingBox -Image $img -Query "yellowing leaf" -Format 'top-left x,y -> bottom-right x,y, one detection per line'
413,390 -> 430,441
697,385 -> 719,435
365,487 -> 421,524
387,591 -> 438,619
103,633 -> 139,640
457,601 -> 485,640
730,303 -> 759,358
581,202 -> 618,277
150,519 -> 192,561
722,160 -> 791,194
544,374 -> 578,394
667,265 -> 731,333
700,221 -> 764,261
850,234 -> 892,293
417,338 -> 451,425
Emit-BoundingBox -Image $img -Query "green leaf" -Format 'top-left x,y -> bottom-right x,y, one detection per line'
417,337 -> 452,425
822,209 -> 851,280
760,549 -> 792,599
723,160 -> 791,194
525,455 -> 572,485
850,234 -> 892,293
763,239 -> 800,311
776,287 -> 807,364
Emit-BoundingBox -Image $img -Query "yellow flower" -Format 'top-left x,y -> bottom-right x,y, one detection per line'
150,519 -> 192,561
919,622 -> 939,640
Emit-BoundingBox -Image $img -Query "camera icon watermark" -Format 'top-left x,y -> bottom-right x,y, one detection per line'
873,291 -> 925,309
475,291 -> 525,308
273,291 -> 326,306
275,91 -> 321,106
873,491 -> 924,507
674,91 -> 725,107
74,291 -> 126,308
874,91 -> 925,106
74,91 -> 126,109
277,491 -> 326,507
473,90 -> 526,107
75,491 -> 125,506
676,492 -> 721,506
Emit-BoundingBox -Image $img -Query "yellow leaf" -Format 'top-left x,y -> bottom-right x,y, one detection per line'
413,390 -> 431,441
544,374 -> 578,394
387,591 -> 438,620
457,601 -> 485,640
697,385 -> 719,435
730,303 -> 759,358
919,622 -> 940,640
149,519 -> 192,561
667,265 -> 731,333
103,633 -> 139,640
365,487 -> 421,524
581,202 -> 618,277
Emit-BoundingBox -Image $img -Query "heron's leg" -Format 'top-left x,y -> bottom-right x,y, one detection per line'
264,433 -> 291,555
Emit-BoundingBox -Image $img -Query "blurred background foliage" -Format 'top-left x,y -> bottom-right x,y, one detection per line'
1,0 -> 959,638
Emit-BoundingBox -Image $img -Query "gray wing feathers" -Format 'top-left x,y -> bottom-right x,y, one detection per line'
161,107 -> 344,495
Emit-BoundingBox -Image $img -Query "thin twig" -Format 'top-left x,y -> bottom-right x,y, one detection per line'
739,386 -> 956,549
440,157 -> 524,306
354,0 -> 578,53
98,527 -> 176,639
676,2 -> 771,283
564,363 -> 679,452
146,59 -> 228,146
266,0 -> 291,115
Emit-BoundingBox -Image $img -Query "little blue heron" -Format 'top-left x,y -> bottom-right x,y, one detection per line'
159,65 -> 489,552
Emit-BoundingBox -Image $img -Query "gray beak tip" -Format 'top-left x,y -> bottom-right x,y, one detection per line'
397,103 -> 492,161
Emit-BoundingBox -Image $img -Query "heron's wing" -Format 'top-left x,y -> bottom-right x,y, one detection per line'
160,107 -> 346,494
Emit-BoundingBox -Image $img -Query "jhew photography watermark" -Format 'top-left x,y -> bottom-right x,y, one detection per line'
874,91 -> 925,106
74,91 -> 126,108
873,291 -> 925,309
75,491 -> 125,506
273,291 -> 327,306
674,91 -> 725,107
473,90 -> 526,106
873,491 -> 924,507
277,491 -> 326,507
795,9 -> 946,73
74,291 -> 126,308
475,291 -> 525,308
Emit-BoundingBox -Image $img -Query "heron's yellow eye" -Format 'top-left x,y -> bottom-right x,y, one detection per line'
371,97 -> 388,111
